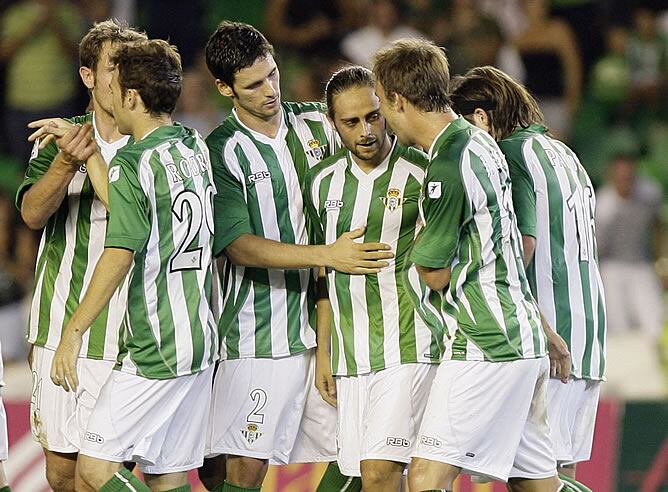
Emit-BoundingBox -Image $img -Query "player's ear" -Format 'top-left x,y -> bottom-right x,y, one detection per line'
394,93 -> 407,113
126,88 -> 139,110
473,108 -> 490,127
215,79 -> 235,98
80,66 -> 94,90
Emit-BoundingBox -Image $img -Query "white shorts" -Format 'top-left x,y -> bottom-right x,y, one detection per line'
30,345 -> 115,452
547,377 -> 601,466
206,350 -> 336,464
414,357 -> 556,482
80,365 -> 213,474
336,363 -> 436,477
0,347 -> 7,461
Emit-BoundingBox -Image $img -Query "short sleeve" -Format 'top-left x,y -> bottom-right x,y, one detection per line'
211,142 -> 252,257
411,157 -> 467,269
507,154 -> 537,238
105,157 -> 150,252
15,139 -> 59,210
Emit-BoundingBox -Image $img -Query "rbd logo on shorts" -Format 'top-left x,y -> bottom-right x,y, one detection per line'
241,423 -> 263,445
325,199 -> 344,211
248,171 -> 271,184
420,435 -> 442,448
84,431 -> 105,444
386,437 -> 411,447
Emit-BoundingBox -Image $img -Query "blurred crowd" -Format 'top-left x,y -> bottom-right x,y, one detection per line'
0,0 -> 666,398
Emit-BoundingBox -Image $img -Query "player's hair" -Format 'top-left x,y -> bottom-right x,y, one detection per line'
372,39 -> 451,113
205,21 -> 275,87
110,39 -> 182,116
79,19 -> 146,71
325,66 -> 375,119
450,66 -> 545,141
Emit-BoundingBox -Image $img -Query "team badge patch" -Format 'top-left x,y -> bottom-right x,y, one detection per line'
305,138 -> 327,161
380,188 -> 405,211
241,423 -> 263,444
427,181 -> 442,199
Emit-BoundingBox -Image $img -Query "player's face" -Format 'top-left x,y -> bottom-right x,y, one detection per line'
90,41 -> 117,116
375,81 -> 412,146
226,54 -> 281,121
109,68 -> 131,135
331,86 -> 388,162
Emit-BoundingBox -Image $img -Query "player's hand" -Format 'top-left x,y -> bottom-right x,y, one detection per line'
27,118 -> 75,149
326,227 -> 394,274
546,328 -> 571,384
315,349 -> 337,407
50,329 -> 83,392
51,124 -> 97,169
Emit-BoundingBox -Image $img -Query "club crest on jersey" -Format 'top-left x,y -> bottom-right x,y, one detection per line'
248,170 -> 271,184
305,138 -> 327,161
380,188 -> 405,211
324,199 -> 344,211
241,423 -> 263,444
427,181 -> 442,199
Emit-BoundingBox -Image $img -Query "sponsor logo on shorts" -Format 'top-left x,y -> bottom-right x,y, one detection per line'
386,437 -> 411,447
420,435 -> 442,448
465,452 -> 476,458
241,423 -> 263,445
84,431 -> 105,444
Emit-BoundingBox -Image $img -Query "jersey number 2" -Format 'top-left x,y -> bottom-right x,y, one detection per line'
170,186 -> 214,272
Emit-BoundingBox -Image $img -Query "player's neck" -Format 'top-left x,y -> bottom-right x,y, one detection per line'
413,109 -> 458,154
133,114 -> 173,142
93,108 -> 124,143
235,105 -> 283,139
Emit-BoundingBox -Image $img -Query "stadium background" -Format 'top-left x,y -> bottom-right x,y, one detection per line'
0,0 -> 666,490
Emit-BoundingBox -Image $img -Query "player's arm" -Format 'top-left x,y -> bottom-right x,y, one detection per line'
540,312 -> 571,383
412,155 -> 466,291
85,150 -> 110,209
21,124 -> 96,229
50,247 -> 133,392
315,268 -> 336,407
506,151 -> 538,267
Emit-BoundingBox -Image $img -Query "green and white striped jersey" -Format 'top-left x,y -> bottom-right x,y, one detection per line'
411,117 -> 546,362
208,102 -> 338,360
500,125 -> 606,380
16,113 -> 130,361
305,140 -> 444,376
106,124 -> 219,379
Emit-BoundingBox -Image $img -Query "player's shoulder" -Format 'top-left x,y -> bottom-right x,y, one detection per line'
395,142 -> 428,169
205,114 -> 240,150
283,101 -> 327,119
306,147 -> 347,184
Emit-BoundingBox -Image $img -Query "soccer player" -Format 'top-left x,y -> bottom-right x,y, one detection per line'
372,39 -> 570,492
15,20 -> 145,491
201,22 -> 391,492
450,65 -> 606,492
305,66 -> 443,492
50,39 -> 218,491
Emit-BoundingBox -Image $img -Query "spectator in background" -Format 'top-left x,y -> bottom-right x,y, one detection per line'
173,65 -> 226,137
589,26 -> 630,119
340,0 -> 424,67
0,0 -> 83,165
626,7 -> 668,122
514,0 -> 582,138
431,0 -> 524,80
597,153 -> 665,343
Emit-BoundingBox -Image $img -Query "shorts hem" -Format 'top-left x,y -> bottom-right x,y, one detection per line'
508,470 -> 557,480
140,460 -> 204,475
360,453 -> 411,465
557,455 -> 590,467
36,437 -> 78,454
412,453 -> 508,482
79,449 -> 126,463
290,454 -> 337,464
205,447 -> 289,464
338,464 -> 361,477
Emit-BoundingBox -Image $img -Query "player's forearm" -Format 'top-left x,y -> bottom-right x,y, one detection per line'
64,248 -> 133,338
316,275 -> 332,355
225,234 -> 329,269
86,151 -> 109,210
21,154 -> 77,229
416,264 -> 452,292
522,235 -> 537,268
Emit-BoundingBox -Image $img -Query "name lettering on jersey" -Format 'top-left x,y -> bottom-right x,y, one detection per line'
108,165 -> 120,183
247,170 -> 271,184
241,423 -> 263,444
324,199 -> 344,211
305,138 -> 327,161
380,188 -> 405,211
427,181 -> 442,199
386,437 -> 411,447
420,436 -> 442,448
165,153 -> 210,184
